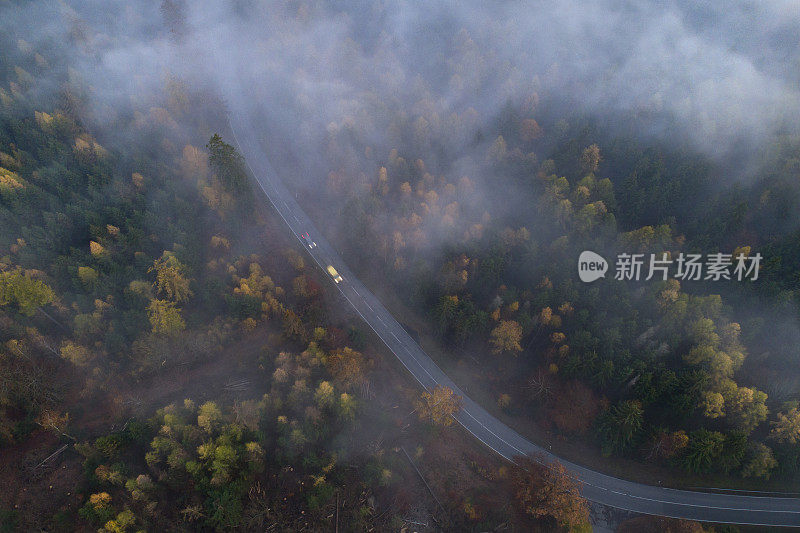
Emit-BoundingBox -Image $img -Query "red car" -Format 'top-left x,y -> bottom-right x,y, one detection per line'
300,232 -> 317,249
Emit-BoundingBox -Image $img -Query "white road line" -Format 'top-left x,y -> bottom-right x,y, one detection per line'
337,289 -> 438,384
456,416 -> 514,462
459,408 -> 527,456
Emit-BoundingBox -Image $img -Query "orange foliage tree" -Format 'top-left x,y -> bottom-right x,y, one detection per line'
489,320 -> 523,355
326,347 -> 366,389
415,385 -> 463,427
510,455 -> 589,530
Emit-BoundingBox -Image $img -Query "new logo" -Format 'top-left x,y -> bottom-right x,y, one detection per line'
578,251 -> 608,282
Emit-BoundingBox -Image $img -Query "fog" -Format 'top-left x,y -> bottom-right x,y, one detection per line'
200,0 -> 800,168
5,0 -> 799,171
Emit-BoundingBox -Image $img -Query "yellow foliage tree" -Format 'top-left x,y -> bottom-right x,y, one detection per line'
60,341 -> 91,366
315,381 -> 336,409
770,408 -> 800,444
0,268 -> 56,315
77,266 -> 98,286
147,299 -> 185,334
150,251 -> 192,302
197,401 -> 222,432
490,320 -> 523,355
415,385 -> 462,427
89,240 -> 105,257
37,409 -> 69,436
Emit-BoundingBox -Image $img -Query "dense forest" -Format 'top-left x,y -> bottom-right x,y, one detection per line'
320,126 -> 800,482
0,3 -> 603,532
257,3 -> 800,488
2,0 -> 799,531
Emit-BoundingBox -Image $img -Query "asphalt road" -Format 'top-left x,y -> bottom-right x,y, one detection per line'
228,113 -> 800,527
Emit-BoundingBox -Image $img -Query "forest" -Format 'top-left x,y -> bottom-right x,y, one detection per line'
0,4 -> 601,531
2,0 -> 799,531
251,0 -> 800,492
313,73 -> 800,485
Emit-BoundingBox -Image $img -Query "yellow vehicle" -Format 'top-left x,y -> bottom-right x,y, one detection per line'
327,265 -> 343,283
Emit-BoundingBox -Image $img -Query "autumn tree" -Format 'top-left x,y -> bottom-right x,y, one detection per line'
149,251 -> 192,302
338,392 -> 356,420
0,268 -> 55,315
488,135 -> 507,163
232,262 -> 274,300
77,266 -> 98,287
37,409 -> 70,437
314,381 -> 336,410
580,144 -> 601,174
510,455 -> 589,530
724,384 -> 768,433
147,299 -> 185,334
292,274 -> 319,300
519,118 -> 543,142
326,347 -> 366,389
645,429 -> 689,461
197,401 -> 223,433
281,308 -> 306,341
490,320 -> 523,355
741,442 -> 777,479
538,307 -> 562,328
770,408 -> 800,444
60,341 -> 92,366
415,385 -> 462,427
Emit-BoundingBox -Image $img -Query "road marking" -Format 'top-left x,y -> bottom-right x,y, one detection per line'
458,408 -> 527,456
336,288 -> 438,384
456,417 -> 514,462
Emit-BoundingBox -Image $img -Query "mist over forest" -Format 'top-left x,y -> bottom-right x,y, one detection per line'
10,1 -> 800,164
2,0 -> 800,531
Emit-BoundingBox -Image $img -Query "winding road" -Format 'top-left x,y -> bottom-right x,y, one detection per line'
228,112 -> 800,527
